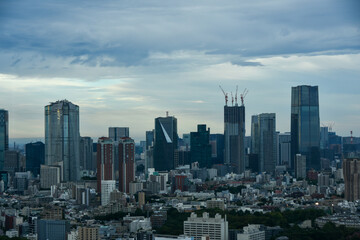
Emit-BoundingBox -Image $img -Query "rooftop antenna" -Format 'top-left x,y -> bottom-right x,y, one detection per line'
231,92 -> 234,106
235,85 -> 238,106
240,88 -> 249,106
219,85 -> 228,106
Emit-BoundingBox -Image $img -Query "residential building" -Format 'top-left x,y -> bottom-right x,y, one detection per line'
101,180 -> 116,206
184,212 -> 228,240
40,164 -> 61,189
237,224 -> 265,240
97,137 -> 115,193
78,226 -> 100,240
343,158 -> 360,201
295,154 -> 306,179
118,137 -> 135,193
45,100 -> 80,181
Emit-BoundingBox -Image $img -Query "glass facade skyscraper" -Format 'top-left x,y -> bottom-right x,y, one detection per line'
0,109 -> 8,171
190,124 -> 212,168
153,115 -> 178,171
291,85 -> 320,171
26,141 -> 45,177
45,100 -> 80,181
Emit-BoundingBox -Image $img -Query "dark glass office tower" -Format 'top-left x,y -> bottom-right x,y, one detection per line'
0,109 -> 8,171
224,105 -> 245,174
153,115 -> 178,171
45,100 -> 80,181
291,85 -> 320,171
26,142 -> 45,177
190,124 -> 212,168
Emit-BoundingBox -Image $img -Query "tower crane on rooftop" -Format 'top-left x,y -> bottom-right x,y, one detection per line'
240,88 -> 249,106
235,85 -> 238,106
219,85 -> 228,106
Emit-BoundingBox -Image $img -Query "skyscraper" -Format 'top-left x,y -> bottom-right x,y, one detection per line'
224,105 -> 245,174
26,141 -> 45,177
251,113 -> 277,174
153,114 -> 178,171
80,137 -> 93,171
96,137 -> 115,193
291,85 -> 320,171
190,124 -> 212,168
45,100 -> 80,181
0,109 -> 8,171
343,158 -> 360,202
109,127 -> 129,141
118,137 -> 135,193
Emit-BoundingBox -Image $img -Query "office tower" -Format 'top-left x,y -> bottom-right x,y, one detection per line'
118,137 -> 135,193
183,134 -> 191,151
37,219 -> 70,240
145,130 -> 154,150
291,85 -> 320,171
101,180 -> 116,206
224,105 -> 245,174
210,134 -> 225,165
320,127 -> 329,150
45,100 -> 80,181
251,113 -> 277,174
190,125 -> 212,168
184,212 -> 228,240
25,141 -> 45,177
80,137 -> 93,171
109,127 -> 129,141
278,133 -> 291,167
40,165 -> 61,189
153,114 -> 178,171
295,154 -> 306,179
4,150 -> 23,174
96,137 -> 115,193
0,109 -> 8,171
343,158 -> 360,201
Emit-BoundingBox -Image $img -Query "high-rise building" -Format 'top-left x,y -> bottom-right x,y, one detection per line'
101,180 -> 116,206
190,125 -> 212,168
320,127 -> 329,150
278,133 -> 291,167
251,113 -> 277,174
4,150 -> 23,174
40,165 -> 61,189
109,127 -> 129,141
184,212 -> 228,240
37,219 -> 69,240
145,130 -> 154,150
26,141 -> 45,177
45,100 -> 80,181
210,134 -> 224,165
224,105 -> 245,174
0,109 -> 8,171
80,137 -> 93,171
343,158 -> 360,202
295,154 -> 306,179
96,137 -> 115,193
291,85 -> 320,171
118,137 -> 135,193
153,114 -> 178,171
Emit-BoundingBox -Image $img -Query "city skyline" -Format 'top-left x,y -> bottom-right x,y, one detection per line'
0,1 -> 359,141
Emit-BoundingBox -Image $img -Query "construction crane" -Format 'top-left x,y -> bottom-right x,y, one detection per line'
235,85 -> 238,105
219,85 -> 228,106
240,88 -> 249,106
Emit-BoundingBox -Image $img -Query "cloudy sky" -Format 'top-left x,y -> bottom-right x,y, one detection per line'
0,0 -> 359,142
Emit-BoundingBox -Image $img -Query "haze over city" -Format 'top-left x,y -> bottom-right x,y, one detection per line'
1,0 -> 359,141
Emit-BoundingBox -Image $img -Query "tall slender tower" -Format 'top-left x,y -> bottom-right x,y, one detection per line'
153,114 -> 178,171
251,113 -> 277,174
0,109 -> 8,171
343,158 -> 360,202
45,100 -> 80,181
224,105 -> 245,174
118,137 -> 135,193
291,85 -> 320,171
